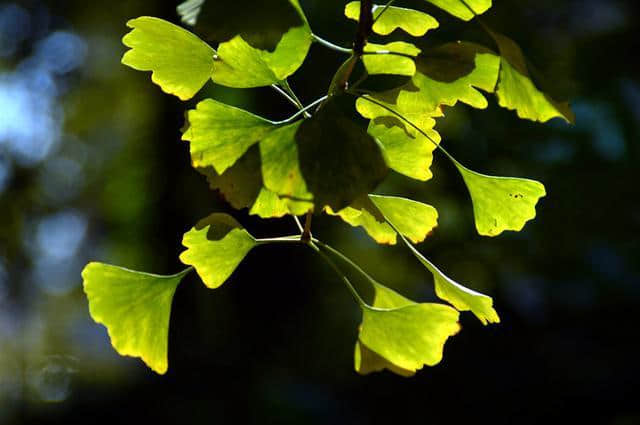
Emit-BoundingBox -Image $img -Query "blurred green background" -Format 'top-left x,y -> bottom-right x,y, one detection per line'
1,0 -> 638,424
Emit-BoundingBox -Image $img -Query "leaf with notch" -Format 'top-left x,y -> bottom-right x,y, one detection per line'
121,17 -> 215,100
454,160 -> 546,237
180,213 -> 256,288
369,195 -> 438,244
345,2 -> 439,37
82,263 -> 190,374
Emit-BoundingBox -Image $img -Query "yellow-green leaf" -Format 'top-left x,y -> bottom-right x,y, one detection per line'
183,99 -> 276,174
326,196 -> 397,245
424,0 -> 492,21
362,42 -> 420,76
454,160 -> 546,237
82,263 -> 190,374
485,27 -> 575,123
369,195 -> 438,244
213,7 -> 312,88
399,236 -> 500,324
121,17 -> 215,100
345,2 -> 438,37
180,213 -> 256,288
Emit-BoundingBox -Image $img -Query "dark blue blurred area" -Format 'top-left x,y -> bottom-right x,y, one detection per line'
0,0 -> 638,424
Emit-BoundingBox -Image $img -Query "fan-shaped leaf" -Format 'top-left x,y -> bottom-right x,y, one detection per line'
485,27 -> 575,123
362,42 -> 420,76
121,17 -> 215,100
180,213 -> 256,288
399,236 -> 500,324
326,196 -> 397,245
345,2 -> 438,37
454,160 -> 546,237
369,195 -> 438,244
183,99 -> 276,174
82,263 -> 190,374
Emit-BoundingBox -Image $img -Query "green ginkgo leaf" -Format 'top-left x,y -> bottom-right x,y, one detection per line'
354,341 -> 415,377
362,42 -> 420,76
454,160 -> 546,237
485,27 -> 575,124
359,297 -> 460,373
177,0 -> 304,51
180,213 -> 256,288
213,2 -> 312,88
369,195 -> 438,244
398,235 -> 500,324
345,2 -> 438,37
183,99 -> 277,174
326,196 -> 397,245
366,115 -> 439,181
424,0 -> 492,21
121,17 -> 215,100
294,96 -> 388,211
82,263 -> 191,374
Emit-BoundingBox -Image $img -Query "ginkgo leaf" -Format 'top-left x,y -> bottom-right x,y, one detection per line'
82,263 -> 191,374
213,2 -> 312,88
260,121 -> 314,211
398,235 -> 500,324
294,96 -> 388,211
180,213 -> 256,288
121,17 -> 215,101
326,196 -> 397,245
345,2 -> 438,37
369,195 -> 438,244
424,0 -> 492,21
454,160 -> 546,237
362,42 -> 420,76
354,341 -> 415,377
359,299 -> 460,373
177,0 -> 304,51
356,42 -> 500,125
485,26 -> 575,124
183,99 -> 276,174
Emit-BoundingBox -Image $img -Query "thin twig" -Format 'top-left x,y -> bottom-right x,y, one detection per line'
311,34 -> 353,54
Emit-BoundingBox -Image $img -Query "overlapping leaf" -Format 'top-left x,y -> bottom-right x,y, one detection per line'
358,282 -> 461,375
213,1 -> 312,88
424,0 -> 492,21
369,195 -> 438,244
454,160 -> 546,237
180,213 -> 256,288
326,196 -> 397,245
121,17 -> 216,100
362,42 -> 421,77
82,263 -> 191,374
485,26 -> 575,123
178,0 -> 304,51
345,2 -> 439,37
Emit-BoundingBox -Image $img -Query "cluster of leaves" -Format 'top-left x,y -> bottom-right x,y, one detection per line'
82,0 -> 573,376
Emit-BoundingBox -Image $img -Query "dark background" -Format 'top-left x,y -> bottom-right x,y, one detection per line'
1,0 -> 639,424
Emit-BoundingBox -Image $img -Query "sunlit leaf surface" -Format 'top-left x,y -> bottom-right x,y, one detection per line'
345,2 -> 439,37
454,160 -> 546,237
82,263 -> 190,374
486,27 -> 575,123
121,17 -> 215,100
180,213 -> 256,288
369,195 -> 438,244
362,42 -> 420,76
399,236 -> 500,324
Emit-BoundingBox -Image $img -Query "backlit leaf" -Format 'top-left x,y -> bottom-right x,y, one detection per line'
326,196 -> 397,245
213,2 -> 312,88
180,213 -> 256,288
454,160 -> 546,237
177,0 -> 304,51
369,195 -> 438,244
485,27 -> 575,123
121,17 -> 215,100
423,0 -> 492,21
183,99 -> 276,174
362,42 -> 420,76
398,236 -> 500,324
82,263 -> 190,374
345,2 -> 438,37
